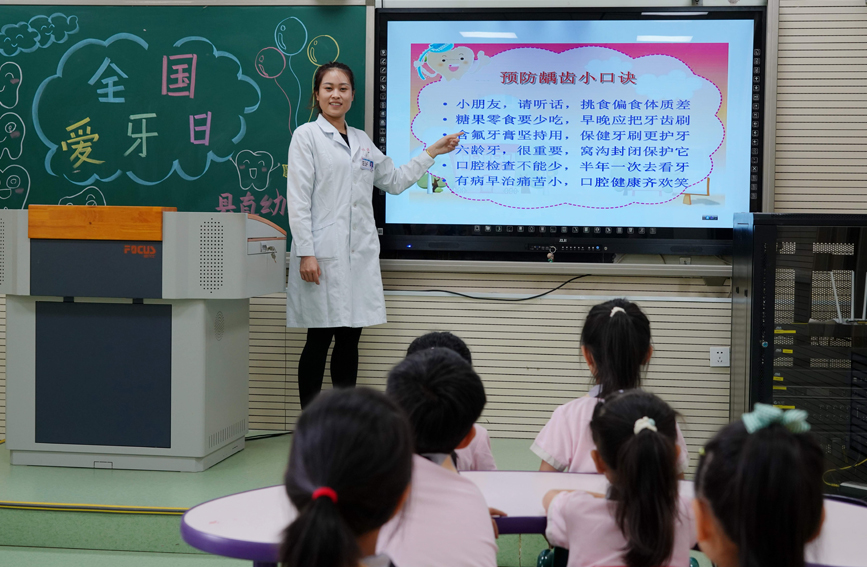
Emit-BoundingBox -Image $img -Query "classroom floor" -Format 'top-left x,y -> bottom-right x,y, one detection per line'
0,435 -> 711,567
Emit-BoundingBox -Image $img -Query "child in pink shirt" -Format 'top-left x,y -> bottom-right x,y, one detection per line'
406,331 -> 497,471
532,298 -> 689,474
692,404 -> 824,567
281,388 -> 413,567
377,348 -> 499,567
544,390 -> 696,567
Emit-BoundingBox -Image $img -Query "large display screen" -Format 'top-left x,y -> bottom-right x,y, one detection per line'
375,9 -> 765,258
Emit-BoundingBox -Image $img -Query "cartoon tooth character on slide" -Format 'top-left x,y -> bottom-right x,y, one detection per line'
0,112 -> 24,159
415,43 -> 491,81
232,150 -> 281,191
0,164 -> 29,209
59,186 -> 106,206
0,62 -> 21,109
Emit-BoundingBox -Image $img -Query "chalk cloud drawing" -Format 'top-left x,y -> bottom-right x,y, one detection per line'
59,185 -> 106,206
415,44 -> 490,82
33,33 -> 262,186
232,150 -> 279,191
0,62 -> 22,109
0,112 -> 25,160
0,164 -> 30,209
0,13 -> 79,56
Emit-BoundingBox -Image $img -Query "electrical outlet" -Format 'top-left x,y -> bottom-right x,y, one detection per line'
710,347 -> 730,367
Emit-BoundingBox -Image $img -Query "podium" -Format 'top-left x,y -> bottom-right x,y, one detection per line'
0,206 -> 287,472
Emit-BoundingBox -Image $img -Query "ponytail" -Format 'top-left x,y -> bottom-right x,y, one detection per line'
581,299 -> 651,397
590,390 -> 680,567
695,419 -> 824,567
282,495 -> 359,567
280,388 -> 414,567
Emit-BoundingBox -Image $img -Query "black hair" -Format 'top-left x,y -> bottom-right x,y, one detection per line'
590,389 -> 680,567
310,61 -> 355,115
386,348 -> 486,454
406,331 -> 472,365
280,388 -> 413,567
581,298 -> 651,397
694,417 -> 824,567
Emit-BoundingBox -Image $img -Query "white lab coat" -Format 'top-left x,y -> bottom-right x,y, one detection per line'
285,114 -> 434,328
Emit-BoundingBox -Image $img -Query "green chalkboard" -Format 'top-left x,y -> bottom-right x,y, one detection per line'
0,5 -> 366,230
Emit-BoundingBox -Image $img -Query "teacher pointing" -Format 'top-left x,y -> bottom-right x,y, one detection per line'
286,61 -> 461,408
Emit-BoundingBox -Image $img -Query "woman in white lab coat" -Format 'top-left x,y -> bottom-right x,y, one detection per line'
286,62 -> 460,408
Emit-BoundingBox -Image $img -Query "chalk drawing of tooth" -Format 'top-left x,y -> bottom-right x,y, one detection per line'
0,62 -> 22,109
59,185 -> 106,207
233,150 -> 278,191
0,112 -> 24,160
0,164 -> 30,209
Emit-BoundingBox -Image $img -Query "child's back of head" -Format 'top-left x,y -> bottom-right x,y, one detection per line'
590,389 -> 681,567
387,347 -> 486,455
581,298 -> 651,397
281,388 -> 413,567
694,404 -> 824,567
407,331 -> 472,365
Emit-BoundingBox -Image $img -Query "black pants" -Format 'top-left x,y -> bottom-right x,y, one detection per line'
297,326 -> 363,409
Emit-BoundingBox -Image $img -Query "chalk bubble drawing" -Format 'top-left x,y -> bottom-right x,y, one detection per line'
59,185 -> 106,206
255,46 -> 293,133
305,35 -> 341,122
0,112 -> 25,160
34,33 -> 262,186
0,164 -> 30,209
232,149 -> 280,191
415,44 -> 490,82
274,17 -> 307,130
0,13 -> 78,56
0,62 -> 22,109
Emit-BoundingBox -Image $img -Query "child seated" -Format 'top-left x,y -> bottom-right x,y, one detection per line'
693,404 -> 824,567
281,388 -> 413,567
543,390 -> 696,567
532,298 -> 689,474
406,331 -> 497,471
377,348 -> 498,567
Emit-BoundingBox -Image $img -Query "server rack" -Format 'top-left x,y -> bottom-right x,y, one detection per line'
732,213 -> 867,492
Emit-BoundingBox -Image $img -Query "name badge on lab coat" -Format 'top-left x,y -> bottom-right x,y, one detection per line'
361,158 -> 374,172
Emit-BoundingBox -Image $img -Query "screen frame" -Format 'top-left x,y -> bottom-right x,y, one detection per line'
374,6 -> 767,260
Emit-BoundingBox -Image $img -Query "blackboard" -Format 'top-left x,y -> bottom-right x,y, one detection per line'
0,5 -> 366,231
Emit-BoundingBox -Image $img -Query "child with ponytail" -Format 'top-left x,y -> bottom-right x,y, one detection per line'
693,404 -> 825,567
543,390 -> 695,567
280,387 -> 413,567
532,298 -> 690,473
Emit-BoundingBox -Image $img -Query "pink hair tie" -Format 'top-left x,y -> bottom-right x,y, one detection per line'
311,487 -> 338,503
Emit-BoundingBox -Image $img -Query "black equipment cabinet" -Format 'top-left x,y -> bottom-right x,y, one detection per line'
732,213 -> 867,493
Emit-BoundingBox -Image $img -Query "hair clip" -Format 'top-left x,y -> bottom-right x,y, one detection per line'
610,306 -> 626,317
633,416 -> 657,435
742,403 -> 811,434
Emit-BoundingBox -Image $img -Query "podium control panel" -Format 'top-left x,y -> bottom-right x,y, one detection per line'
0,206 -> 287,472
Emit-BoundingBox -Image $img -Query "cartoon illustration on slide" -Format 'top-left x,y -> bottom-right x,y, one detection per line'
0,164 -> 30,209
59,185 -> 106,206
232,150 -> 280,191
0,62 -> 22,109
415,44 -> 490,81
417,172 -> 447,194
0,13 -> 79,57
0,112 -> 24,160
